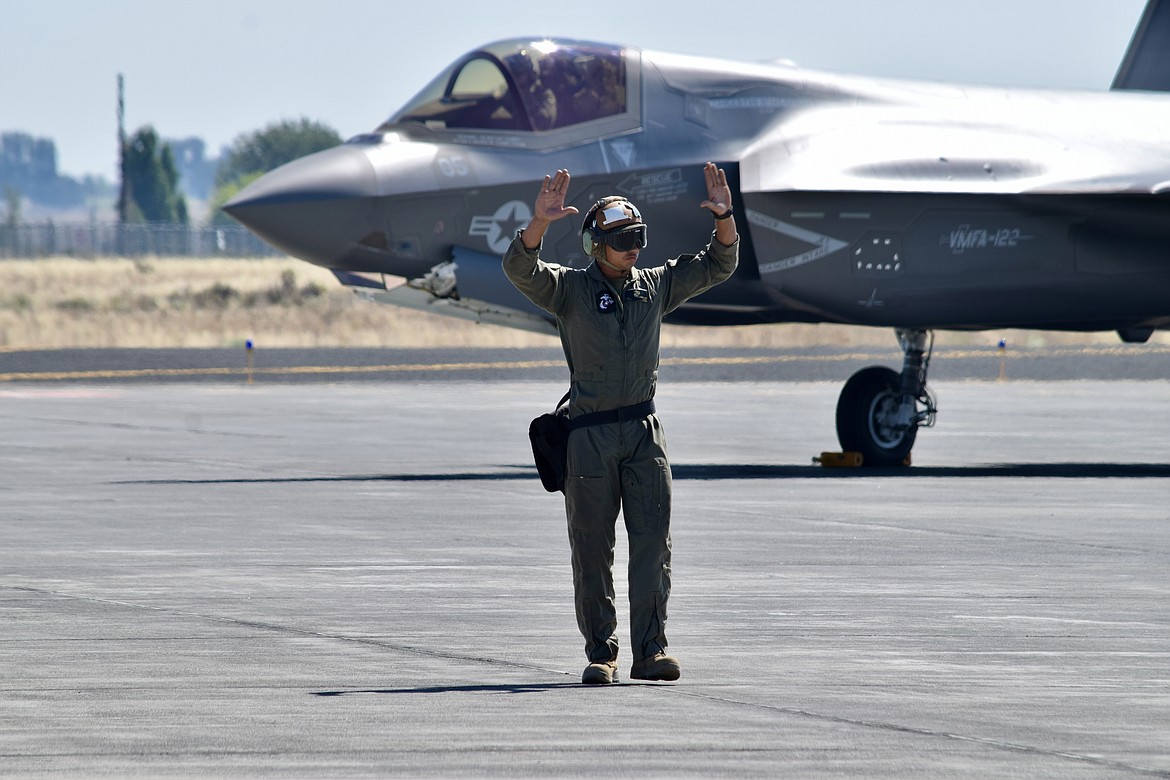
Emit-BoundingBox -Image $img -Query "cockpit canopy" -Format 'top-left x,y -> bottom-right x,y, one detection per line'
384,39 -> 632,133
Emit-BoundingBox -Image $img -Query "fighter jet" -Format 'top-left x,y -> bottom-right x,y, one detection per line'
226,0 -> 1170,466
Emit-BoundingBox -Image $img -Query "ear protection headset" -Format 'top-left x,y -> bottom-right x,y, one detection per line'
580,196 -> 647,258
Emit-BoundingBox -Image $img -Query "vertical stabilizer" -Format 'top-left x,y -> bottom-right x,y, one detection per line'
1113,0 -> 1170,90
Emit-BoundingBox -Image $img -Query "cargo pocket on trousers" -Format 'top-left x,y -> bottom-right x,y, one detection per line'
622,457 -> 671,533
566,475 -> 614,531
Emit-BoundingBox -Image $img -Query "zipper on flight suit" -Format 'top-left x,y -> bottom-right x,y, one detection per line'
604,274 -> 630,448
617,278 -> 629,371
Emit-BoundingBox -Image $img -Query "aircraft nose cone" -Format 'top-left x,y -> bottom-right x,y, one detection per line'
223,145 -> 377,265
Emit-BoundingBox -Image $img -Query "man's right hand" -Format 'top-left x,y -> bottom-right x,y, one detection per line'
522,169 -> 579,249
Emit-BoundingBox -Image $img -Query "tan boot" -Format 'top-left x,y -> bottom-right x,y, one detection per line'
581,659 -> 619,684
630,653 -> 680,681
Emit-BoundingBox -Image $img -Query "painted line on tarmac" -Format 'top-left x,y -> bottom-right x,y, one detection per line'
0,353 -> 893,382
0,344 -> 1164,382
0,360 -> 563,382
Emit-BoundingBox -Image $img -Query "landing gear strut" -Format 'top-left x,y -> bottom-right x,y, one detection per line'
835,329 -> 938,467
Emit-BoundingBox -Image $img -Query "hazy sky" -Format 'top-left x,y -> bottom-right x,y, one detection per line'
1,0 -> 1148,180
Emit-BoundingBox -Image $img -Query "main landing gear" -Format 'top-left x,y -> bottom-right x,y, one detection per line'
835,329 -> 938,467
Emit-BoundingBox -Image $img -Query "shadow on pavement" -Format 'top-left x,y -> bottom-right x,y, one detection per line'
119,462 -> 1170,485
313,682 -> 585,696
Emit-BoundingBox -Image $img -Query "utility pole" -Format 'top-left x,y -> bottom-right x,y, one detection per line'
116,73 -> 127,224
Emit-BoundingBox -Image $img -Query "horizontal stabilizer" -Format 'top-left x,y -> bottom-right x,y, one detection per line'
1113,0 -> 1170,90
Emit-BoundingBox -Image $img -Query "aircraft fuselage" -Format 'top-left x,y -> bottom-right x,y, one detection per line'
227,41 -> 1170,338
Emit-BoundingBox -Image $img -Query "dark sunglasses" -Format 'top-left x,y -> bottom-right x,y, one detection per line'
598,225 -> 648,251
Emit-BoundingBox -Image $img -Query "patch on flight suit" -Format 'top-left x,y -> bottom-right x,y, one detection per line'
596,291 -> 617,313
624,284 -> 650,302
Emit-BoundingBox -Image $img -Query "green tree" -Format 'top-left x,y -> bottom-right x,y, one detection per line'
122,126 -> 188,224
210,118 -> 340,226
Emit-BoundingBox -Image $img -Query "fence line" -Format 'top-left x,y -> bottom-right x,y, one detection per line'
0,222 -> 281,258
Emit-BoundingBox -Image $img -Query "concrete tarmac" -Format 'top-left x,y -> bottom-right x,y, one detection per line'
1,372 -> 1168,777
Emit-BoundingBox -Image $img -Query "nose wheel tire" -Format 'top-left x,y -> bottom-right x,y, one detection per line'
836,366 -> 917,467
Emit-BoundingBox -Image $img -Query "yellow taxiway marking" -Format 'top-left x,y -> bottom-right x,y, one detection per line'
0,354 -> 884,382
0,360 -> 563,383
0,345 -> 1166,382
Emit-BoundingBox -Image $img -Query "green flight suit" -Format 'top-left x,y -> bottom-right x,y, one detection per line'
503,229 -> 739,664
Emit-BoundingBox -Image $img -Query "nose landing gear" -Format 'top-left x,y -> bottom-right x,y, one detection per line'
835,329 -> 938,467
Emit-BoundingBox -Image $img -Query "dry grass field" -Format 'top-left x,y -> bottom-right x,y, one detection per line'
1,256 -> 1162,351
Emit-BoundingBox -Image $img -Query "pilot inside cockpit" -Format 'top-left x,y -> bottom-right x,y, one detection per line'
505,50 -> 558,131
388,40 -> 628,133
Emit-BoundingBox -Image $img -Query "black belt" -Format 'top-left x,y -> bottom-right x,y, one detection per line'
567,400 -> 656,431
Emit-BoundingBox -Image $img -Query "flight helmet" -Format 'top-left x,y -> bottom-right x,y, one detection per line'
580,196 -> 648,257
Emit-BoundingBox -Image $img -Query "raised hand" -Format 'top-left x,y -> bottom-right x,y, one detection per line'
534,169 -> 580,223
521,169 -> 580,250
700,162 -> 732,216
700,162 -> 737,244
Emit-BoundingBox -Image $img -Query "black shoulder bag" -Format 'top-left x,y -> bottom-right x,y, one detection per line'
528,391 -> 571,493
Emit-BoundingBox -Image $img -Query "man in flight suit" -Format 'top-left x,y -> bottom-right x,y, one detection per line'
502,163 -> 739,684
